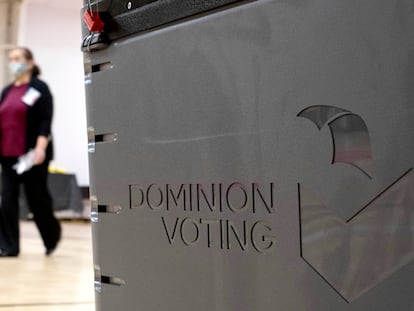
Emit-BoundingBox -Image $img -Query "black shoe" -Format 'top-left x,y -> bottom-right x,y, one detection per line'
45,247 -> 56,256
0,248 -> 18,257
45,229 -> 61,256
46,240 -> 60,256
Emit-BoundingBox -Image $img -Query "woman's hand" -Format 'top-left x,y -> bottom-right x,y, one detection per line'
33,146 -> 46,165
34,136 -> 49,165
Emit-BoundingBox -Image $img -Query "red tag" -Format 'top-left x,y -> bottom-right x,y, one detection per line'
83,10 -> 104,33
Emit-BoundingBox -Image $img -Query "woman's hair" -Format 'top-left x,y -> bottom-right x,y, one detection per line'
14,47 -> 41,77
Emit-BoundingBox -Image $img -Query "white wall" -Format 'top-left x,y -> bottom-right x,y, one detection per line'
18,0 -> 89,186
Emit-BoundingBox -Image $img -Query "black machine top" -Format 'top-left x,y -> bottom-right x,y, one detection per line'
81,0 -> 246,51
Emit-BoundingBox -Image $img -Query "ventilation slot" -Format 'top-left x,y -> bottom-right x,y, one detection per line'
91,61 -> 112,73
90,196 -> 122,223
94,266 -> 126,293
88,127 -> 118,153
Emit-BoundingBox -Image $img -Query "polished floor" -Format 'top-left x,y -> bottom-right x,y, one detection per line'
0,220 -> 95,311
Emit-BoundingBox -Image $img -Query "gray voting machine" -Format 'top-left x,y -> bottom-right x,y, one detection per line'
82,1 -> 414,310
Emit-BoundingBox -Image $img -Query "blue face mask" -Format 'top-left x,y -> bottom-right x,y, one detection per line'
8,62 -> 27,77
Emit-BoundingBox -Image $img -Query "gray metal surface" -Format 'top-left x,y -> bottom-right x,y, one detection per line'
83,0 -> 414,310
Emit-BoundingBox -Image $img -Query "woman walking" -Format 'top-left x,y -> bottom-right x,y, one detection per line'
0,47 -> 61,257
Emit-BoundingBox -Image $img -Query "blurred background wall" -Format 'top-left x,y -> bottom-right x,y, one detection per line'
0,0 -> 89,186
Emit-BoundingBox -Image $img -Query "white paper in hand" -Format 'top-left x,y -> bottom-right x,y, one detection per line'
13,150 -> 35,174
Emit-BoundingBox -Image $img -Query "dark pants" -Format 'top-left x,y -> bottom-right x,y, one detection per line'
0,158 -> 61,255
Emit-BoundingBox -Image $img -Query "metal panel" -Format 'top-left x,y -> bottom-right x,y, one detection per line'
83,0 -> 414,310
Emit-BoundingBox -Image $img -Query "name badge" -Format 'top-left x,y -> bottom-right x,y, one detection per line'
22,87 -> 41,106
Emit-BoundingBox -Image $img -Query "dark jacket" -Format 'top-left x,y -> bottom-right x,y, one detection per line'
0,77 -> 53,161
